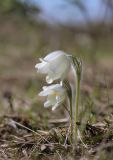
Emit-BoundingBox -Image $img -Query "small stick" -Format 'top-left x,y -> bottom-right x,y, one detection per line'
64,124 -> 71,147
12,120 -> 50,144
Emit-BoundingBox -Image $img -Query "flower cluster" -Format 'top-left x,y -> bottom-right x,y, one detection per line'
35,50 -> 71,110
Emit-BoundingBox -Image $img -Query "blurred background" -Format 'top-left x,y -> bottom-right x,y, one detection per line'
0,0 -> 113,115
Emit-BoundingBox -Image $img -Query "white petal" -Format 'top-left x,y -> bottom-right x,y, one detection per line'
35,63 -> 42,69
60,81 -> 63,86
46,56 -> 70,81
43,84 -> 60,92
46,76 -> 53,84
44,50 -> 65,61
39,58 -> 44,62
35,62 -> 49,73
38,89 -> 53,96
43,86 -> 48,90
38,91 -> 45,96
53,86 -> 65,93
46,84 -> 62,91
44,101 -> 51,107
46,72 -> 60,84
39,84 -> 61,96
52,103 -> 59,111
44,84 -> 65,95
56,96 -> 61,102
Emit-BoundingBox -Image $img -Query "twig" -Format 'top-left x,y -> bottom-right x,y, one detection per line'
64,124 -> 71,147
12,120 -> 50,144
78,129 -> 88,149
56,150 -> 63,160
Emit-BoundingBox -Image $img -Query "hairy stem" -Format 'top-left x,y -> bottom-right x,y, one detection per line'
70,96 -> 73,142
74,75 -> 80,144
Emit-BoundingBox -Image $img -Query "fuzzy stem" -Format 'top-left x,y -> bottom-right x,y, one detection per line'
71,57 -> 81,145
62,80 -> 73,142
74,75 -> 80,144
70,96 -> 73,142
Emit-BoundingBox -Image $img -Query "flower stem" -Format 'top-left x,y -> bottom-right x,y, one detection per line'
71,56 -> 82,144
70,96 -> 73,142
74,75 -> 80,144
62,80 -> 73,142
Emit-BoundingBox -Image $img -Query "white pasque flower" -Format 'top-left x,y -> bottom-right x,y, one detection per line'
39,84 -> 66,111
35,50 -> 70,84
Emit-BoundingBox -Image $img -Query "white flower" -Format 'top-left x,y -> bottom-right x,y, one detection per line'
39,84 -> 66,111
35,50 -> 70,84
